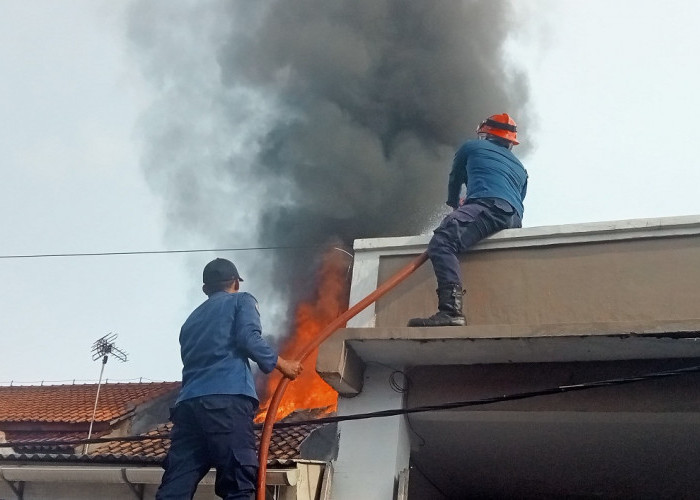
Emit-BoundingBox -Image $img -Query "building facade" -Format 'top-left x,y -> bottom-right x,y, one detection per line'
318,215 -> 700,499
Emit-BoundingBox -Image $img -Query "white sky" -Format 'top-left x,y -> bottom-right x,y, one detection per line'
1,0 -> 700,384
514,0 -> 700,225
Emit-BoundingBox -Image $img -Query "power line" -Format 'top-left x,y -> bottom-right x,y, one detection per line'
1,364 -> 698,450
0,244 -> 323,260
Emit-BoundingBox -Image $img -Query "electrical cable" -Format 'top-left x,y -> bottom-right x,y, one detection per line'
410,457 -> 450,499
389,370 -> 409,393
364,362 -> 427,447
365,361 -> 410,393
1,363 -> 698,450
0,244 -> 325,260
405,414 -> 426,448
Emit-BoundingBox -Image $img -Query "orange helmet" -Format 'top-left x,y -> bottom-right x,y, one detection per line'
476,113 -> 519,145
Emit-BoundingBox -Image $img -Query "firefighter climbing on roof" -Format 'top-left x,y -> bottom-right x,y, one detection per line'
408,113 -> 528,327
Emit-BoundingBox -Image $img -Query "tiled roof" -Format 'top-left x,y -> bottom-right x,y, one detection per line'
0,421 -> 322,464
0,382 -> 180,423
265,423 -> 320,461
88,420 -> 322,463
0,384 -> 329,465
89,407 -> 332,462
89,423 -> 171,461
2,430 -> 110,454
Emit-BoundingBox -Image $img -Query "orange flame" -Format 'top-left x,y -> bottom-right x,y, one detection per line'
255,248 -> 350,423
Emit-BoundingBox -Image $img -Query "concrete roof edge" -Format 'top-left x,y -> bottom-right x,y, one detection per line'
353,214 -> 700,253
318,321 -> 700,395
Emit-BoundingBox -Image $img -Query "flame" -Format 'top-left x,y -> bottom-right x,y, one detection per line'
255,248 -> 350,423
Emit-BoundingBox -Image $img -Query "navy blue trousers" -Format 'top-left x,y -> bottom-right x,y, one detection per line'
156,394 -> 259,500
427,198 -> 522,289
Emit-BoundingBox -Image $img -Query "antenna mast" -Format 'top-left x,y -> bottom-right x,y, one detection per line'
83,333 -> 128,454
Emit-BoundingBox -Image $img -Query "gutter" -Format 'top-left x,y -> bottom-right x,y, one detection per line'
0,464 -> 303,500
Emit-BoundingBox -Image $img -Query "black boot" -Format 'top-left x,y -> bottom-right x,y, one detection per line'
407,284 -> 466,327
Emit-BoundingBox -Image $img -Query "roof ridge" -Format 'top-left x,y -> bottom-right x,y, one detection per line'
0,381 -> 181,388
0,383 -> 181,424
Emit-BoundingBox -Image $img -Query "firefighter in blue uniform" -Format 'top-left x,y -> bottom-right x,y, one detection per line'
156,258 -> 302,499
408,113 -> 528,327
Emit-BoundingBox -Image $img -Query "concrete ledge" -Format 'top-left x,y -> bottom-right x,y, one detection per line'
317,320 -> 700,395
354,214 -> 700,253
346,215 -> 700,329
316,337 -> 364,397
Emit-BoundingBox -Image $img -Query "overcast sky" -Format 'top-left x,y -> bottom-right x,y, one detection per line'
2,0 -> 700,385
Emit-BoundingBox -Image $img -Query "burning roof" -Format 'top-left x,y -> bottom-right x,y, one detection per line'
256,249 -> 348,422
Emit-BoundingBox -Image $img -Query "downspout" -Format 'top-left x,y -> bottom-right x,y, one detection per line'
256,251 -> 428,499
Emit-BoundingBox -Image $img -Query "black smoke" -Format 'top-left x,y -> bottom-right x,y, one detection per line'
127,0 -> 530,330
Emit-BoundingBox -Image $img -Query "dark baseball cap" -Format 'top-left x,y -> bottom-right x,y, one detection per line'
202,258 -> 244,284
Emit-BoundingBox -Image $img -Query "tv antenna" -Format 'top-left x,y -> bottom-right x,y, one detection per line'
83,333 -> 128,454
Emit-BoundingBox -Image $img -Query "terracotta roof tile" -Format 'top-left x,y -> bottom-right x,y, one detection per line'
0,383 -> 328,465
3,430 -> 106,443
3,430 -> 110,454
89,420 -> 323,462
0,422 -> 324,464
0,382 -> 180,424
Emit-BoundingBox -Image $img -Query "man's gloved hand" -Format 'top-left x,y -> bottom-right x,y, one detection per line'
276,357 -> 304,380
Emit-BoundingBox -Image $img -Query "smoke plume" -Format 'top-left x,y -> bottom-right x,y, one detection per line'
127,0 -> 530,331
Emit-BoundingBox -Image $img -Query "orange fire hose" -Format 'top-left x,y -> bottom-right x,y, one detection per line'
256,251 -> 428,498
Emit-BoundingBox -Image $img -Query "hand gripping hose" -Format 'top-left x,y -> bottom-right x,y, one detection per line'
256,251 -> 428,498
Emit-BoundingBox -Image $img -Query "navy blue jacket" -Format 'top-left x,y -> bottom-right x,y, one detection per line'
175,291 -> 278,404
447,139 -> 528,217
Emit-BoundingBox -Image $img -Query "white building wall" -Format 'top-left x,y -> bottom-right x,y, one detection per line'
331,365 -> 409,500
